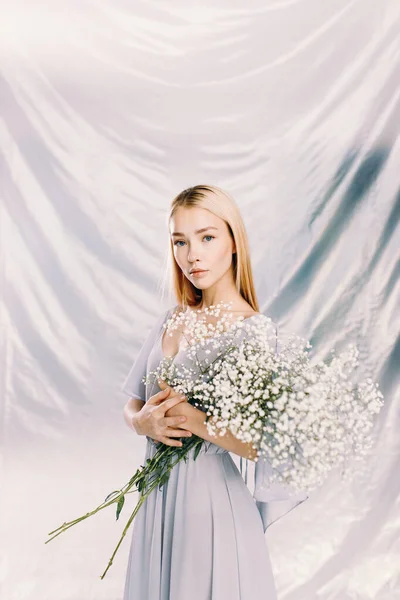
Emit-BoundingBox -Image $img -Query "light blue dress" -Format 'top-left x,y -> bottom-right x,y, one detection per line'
121,306 -> 308,600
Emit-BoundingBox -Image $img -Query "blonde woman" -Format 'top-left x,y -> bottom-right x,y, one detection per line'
122,185 -> 307,599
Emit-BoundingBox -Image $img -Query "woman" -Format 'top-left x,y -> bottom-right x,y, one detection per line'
122,185 -> 307,599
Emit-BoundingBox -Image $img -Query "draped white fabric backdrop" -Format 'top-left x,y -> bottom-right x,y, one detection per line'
1,1 -> 399,598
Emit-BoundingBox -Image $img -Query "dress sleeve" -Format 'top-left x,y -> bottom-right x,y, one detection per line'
253,321 -> 309,532
121,308 -> 171,401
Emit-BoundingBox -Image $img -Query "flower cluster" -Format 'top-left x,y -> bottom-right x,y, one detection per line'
146,302 -> 384,493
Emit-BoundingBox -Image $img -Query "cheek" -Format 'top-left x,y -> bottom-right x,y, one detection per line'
173,246 -> 184,265
211,242 -> 233,265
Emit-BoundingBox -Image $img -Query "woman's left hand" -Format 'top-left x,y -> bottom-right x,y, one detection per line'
157,379 -> 188,402
157,379 -> 192,429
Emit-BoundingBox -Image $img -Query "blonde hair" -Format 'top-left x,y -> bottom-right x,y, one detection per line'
160,185 -> 259,312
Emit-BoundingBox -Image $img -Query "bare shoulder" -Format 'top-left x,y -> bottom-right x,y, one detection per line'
166,304 -> 183,316
234,302 -> 261,319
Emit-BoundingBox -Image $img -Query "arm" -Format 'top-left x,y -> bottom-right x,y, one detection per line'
122,308 -> 173,436
123,397 -> 145,433
165,399 -> 257,461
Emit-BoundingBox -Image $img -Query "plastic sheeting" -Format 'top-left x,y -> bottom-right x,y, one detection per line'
1,1 -> 399,598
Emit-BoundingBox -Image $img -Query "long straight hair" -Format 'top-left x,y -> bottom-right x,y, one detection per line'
160,185 -> 259,312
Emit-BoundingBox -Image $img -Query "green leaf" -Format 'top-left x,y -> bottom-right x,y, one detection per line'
116,495 -> 125,520
193,442 -> 203,461
104,490 -> 120,503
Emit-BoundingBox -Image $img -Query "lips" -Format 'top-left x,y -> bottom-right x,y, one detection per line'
190,269 -> 207,274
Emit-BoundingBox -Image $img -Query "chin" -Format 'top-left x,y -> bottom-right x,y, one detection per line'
192,282 -> 211,289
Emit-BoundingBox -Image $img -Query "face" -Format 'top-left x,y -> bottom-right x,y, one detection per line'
170,206 -> 236,291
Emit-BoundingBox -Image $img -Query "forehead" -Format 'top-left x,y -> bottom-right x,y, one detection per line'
170,206 -> 224,233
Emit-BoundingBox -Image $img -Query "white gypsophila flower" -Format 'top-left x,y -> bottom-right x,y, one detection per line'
144,301 -> 384,494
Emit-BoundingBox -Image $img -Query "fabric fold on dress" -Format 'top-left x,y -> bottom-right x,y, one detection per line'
253,456 -> 309,531
244,320 -> 309,531
238,456 -> 308,532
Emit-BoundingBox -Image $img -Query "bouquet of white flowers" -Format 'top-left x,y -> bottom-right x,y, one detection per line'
146,303 -> 383,494
45,302 -> 383,578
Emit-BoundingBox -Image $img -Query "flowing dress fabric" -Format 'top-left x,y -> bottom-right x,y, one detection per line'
121,307 -> 308,600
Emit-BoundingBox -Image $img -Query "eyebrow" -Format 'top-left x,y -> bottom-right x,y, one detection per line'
171,226 -> 219,237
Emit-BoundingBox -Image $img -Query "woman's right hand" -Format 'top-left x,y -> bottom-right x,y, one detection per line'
133,387 -> 192,447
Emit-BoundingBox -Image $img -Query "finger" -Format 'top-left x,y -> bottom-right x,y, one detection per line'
162,429 -> 192,437
158,436 -> 183,447
147,387 -> 171,404
158,394 -> 187,411
164,416 -> 188,427
157,378 -> 172,391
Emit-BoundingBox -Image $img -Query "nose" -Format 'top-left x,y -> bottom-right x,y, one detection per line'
187,246 -> 201,264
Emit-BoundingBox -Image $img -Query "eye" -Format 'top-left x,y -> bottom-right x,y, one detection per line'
173,235 -> 214,247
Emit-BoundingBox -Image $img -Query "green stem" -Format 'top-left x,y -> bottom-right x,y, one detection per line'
46,440 -> 181,540
45,435 -> 204,578
99,436 -> 202,579
99,477 -> 158,579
